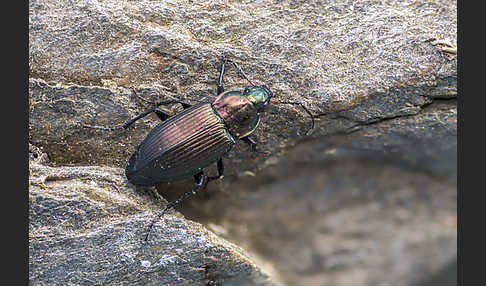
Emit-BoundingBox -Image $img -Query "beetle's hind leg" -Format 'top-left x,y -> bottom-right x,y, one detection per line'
144,172 -> 209,242
144,161 -> 224,241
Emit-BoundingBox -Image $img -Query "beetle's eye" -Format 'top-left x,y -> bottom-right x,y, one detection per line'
244,86 -> 254,94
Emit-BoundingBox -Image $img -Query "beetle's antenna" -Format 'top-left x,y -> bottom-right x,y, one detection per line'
227,59 -> 256,87
269,98 -> 315,135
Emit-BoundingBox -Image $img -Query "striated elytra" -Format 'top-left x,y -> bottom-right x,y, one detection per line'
125,87 -> 269,186
84,54 -> 315,241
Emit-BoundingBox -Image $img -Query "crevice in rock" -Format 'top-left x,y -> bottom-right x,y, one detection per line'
324,95 -> 456,135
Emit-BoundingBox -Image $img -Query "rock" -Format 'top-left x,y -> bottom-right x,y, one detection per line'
185,100 -> 457,286
29,0 -> 456,285
29,160 -> 279,286
28,0 -> 457,170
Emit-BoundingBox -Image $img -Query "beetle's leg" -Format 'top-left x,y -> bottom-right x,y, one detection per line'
152,108 -> 171,122
208,159 -> 224,181
83,107 -> 171,131
217,52 -> 226,95
84,90 -> 189,130
144,172 -> 208,242
132,87 -> 192,109
241,136 -> 257,152
154,99 -> 192,109
121,108 -> 173,128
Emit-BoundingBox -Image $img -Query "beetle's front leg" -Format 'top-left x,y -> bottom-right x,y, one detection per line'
241,136 -> 257,152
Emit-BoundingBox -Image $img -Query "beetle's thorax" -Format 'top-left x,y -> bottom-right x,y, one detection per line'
211,90 -> 260,139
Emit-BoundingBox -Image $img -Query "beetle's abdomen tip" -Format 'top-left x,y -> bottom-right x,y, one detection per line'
125,151 -> 156,186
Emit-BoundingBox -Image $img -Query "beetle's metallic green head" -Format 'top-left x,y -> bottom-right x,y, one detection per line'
243,85 -> 273,113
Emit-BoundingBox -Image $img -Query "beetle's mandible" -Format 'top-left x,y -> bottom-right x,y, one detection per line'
84,54 -> 315,241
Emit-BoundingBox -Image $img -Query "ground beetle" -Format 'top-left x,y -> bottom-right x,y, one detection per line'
84,54 -> 315,241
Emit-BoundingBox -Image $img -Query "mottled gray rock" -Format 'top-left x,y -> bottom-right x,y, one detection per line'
29,0 -> 456,169
29,160 -> 279,286
185,100 -> 457,286
29,0 -> 456,285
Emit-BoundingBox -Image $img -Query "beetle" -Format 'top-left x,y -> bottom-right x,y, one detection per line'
84,53 -> 315,241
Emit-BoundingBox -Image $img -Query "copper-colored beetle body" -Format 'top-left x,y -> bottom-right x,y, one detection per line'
211,90 -> 260,139
126,86 -> 271,186
126,103 -> 235,185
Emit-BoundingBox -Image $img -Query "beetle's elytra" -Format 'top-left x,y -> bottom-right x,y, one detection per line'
84,53 -> 315,241
125,102 -> 234,186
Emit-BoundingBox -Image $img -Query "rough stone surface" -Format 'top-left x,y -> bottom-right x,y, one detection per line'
28,0 -> 457,169
29,160 -> 279,286
29,0 -> 456,285
182,100 -> 457,286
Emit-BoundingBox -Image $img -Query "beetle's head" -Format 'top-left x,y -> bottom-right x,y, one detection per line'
243,85 -> 273,113
228,57 -> 314,134
243,84 -> 315,135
